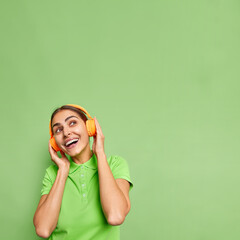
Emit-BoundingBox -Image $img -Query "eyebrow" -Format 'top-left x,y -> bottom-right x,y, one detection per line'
52,116 -> 79,129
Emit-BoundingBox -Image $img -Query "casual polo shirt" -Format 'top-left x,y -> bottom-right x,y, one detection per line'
40,153 -> 133,240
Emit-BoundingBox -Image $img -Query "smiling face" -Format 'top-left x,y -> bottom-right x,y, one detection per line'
51,109 -> 90,156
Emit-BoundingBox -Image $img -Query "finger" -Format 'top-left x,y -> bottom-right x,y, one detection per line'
94,117 -> 101,127
48,141 -> 53,153
93,118 -> 99,134
48,141 -> 58,157
94,117 -> 99,126
94,117 -> 103,134
48,141 -> 54,152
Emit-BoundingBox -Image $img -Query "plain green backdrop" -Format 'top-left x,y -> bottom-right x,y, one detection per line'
1,0 -> 240,239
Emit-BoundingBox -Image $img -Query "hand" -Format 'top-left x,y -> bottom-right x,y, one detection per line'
48,140 -> 70,174
92,117 -> 105,157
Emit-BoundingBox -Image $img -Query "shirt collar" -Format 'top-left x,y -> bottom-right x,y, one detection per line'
69,153 -> 98,174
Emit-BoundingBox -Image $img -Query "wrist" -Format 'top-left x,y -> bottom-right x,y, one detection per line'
58,167 -> 69,178
96,151 -> 106,159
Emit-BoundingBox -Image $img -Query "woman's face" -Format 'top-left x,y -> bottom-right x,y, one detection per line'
51,109 -> 89,156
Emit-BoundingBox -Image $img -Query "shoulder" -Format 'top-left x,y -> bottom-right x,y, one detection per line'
45,164 -> 58,174
107,155 -> 133,191
44,164 -> 58,182
107,155 -> 128,167
107,155 -> 131,174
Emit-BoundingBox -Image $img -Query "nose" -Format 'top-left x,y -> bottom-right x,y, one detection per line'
63,126 -> 71,137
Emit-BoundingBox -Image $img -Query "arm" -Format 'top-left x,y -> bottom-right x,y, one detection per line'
92,117 -> 131,226
33,142 -> 70,238
33,169 -> 68,238
97,152 -> 131,226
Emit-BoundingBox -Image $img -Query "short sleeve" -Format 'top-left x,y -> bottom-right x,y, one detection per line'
109,155 -> 134,192
40,168 -> 53,196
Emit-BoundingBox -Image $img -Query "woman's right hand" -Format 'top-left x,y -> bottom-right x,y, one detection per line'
48,140 -> 70,175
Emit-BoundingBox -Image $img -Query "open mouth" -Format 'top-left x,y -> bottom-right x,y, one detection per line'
65,138 -> 79,149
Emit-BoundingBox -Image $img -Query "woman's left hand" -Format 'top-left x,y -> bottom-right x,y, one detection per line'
92,117 -> 105,157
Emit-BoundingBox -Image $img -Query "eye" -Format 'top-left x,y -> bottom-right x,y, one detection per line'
70,121 -> 77,126
55,127 -> 62,134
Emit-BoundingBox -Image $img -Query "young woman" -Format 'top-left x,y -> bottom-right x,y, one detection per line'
33,104 -> 133,240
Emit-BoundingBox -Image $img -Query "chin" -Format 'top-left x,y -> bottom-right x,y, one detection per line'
67,143 -> 87,157
68,151 -> 81,157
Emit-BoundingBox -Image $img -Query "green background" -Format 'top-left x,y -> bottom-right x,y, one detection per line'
1,0 -> 240,239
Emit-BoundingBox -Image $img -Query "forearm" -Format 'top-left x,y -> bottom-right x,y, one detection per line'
97,152 -> 128,225
34,169 -> 68,237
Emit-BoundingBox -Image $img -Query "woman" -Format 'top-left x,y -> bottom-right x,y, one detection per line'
33,104 -> 133,240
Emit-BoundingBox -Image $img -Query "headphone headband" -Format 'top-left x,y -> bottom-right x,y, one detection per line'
65,104 -> 93,120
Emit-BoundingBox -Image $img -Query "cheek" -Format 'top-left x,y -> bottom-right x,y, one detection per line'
81,129 -> 90,142
81,130 -> 89,140
76,125 -> 88,135
72,127 -> 88,140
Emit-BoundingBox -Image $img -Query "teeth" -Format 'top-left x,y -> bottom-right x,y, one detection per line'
65,139 -> 78,146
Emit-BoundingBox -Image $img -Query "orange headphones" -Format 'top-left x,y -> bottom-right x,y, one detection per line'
49,104 -> 96,152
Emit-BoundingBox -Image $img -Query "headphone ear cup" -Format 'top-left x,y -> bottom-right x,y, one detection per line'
50,137 -> 61,152
86,119 -> 96,137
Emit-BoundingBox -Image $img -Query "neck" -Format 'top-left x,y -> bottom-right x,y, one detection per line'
71,143 -> 93,165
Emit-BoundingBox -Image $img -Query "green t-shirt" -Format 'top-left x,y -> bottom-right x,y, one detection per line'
41,154 -> 133,240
